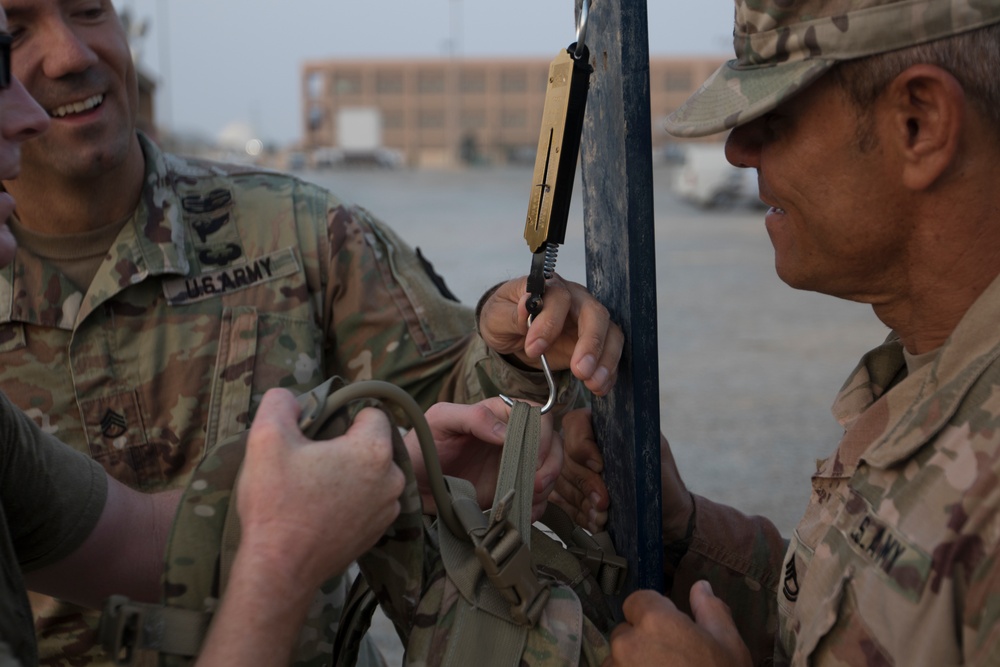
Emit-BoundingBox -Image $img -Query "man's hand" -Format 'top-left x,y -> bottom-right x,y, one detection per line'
550,407 -> 609,533
199,389 -> 405,665
604,584 -> 752,667
236,388 -> 406,589
404,397 -> 562,522
478,274 -> 623,396
550,408 -> 695,542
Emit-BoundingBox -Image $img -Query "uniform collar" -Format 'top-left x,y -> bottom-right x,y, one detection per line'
836,273 -> 1000,469
0,133 -> 190,328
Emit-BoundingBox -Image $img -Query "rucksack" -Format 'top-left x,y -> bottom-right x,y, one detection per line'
99,377 -> 626,666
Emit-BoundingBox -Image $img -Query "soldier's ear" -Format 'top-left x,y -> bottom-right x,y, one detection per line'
882,64 -> 964,192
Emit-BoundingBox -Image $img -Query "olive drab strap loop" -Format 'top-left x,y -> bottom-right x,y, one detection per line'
489,399 -> 541,542
99,596 -> 209,665
99,378 -> 612,667
297,379 -> 470,543
435,402 -> 549,622
474,516 -> 552,626
307,377 -> 617,662
476,400 -> 551,624
99,377 -> 424,666
434,400 -> 553,667
539,504 -> 628,596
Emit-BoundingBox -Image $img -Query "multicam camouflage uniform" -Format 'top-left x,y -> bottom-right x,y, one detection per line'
671,274 -> 1000,666
165,383 -> 614,667
0,133 -> 568,665
661,1 -> 1000,664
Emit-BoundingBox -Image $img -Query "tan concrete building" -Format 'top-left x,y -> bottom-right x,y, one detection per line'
301,54 -> 727,167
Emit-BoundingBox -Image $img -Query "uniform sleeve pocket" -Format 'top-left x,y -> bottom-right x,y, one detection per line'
793,567 -> 894,666
362,212 -> 474,355
794,568 -> 849,663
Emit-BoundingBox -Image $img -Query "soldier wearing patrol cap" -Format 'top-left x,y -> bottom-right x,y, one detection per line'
575,0 -> 1000,665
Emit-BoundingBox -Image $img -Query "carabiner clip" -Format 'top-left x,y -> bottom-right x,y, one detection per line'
574,0 -> 590,60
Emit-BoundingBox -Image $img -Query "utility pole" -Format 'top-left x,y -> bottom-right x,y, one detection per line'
577,0 -> 663,608
447,0 -> 463,165
156,0 -> 173,132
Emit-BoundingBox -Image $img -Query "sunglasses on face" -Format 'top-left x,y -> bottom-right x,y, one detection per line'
0,34 -> 9,90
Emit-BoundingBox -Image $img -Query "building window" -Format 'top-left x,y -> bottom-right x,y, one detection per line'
306,71 -> 324,99
422,134 -> 447,149
308,104 -> 324,131
664,69 -> 693,92
501,110 -> 526,128
383,110 -> 405,129
376,73 -> 404,94
333,72 -> 362,95
418,72 -> 445,94
461,109 -> 486,129
460,71 -> 486,93
419,109 -> 445,128
501,71 -> 527,93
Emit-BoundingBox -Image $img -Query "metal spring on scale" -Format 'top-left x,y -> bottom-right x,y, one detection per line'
543,243 -> 560,279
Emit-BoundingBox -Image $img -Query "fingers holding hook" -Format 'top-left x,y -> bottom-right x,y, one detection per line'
500,315 -> 558,415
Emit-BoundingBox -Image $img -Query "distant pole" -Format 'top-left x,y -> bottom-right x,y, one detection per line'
156,0 -> 172,132
447,0 -> 463,164
576,0 -> 663,605
449,0 -> 463,57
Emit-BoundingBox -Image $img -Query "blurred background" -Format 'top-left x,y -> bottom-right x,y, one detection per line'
112,0 -> 890,534
114,1 -> 735,156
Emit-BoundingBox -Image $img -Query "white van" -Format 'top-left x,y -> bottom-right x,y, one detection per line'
673,143 -> 751,209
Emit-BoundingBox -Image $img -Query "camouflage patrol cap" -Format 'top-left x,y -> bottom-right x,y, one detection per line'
666,0 -> 1000,137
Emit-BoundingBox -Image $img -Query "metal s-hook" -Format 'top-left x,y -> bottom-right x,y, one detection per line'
500,315 -> 558,415
574,0 -> 590,60
507,0 -> 592,416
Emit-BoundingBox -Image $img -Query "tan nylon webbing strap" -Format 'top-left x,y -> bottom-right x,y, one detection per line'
437,479 -> 520,618
436,401 -> 542,667
437,482 -> 529,665
489,400 -> 539,545
99,596 -> 210,663
442,598 -> 527,667
539,504 -> 627,596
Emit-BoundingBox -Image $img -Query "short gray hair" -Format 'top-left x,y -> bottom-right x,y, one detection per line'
829,22 -> 1000,149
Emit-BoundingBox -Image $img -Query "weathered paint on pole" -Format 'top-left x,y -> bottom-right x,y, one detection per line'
576,0 -> 664,601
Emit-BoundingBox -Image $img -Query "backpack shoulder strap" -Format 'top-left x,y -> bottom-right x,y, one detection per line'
433,401 -> 581,667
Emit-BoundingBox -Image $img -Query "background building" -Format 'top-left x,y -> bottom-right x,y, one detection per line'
301,55 -> 727,168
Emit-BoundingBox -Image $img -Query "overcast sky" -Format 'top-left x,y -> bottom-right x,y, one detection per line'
112,1 -> 734,146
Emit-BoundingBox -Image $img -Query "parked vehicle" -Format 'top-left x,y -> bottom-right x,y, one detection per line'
673,143 -> 756,209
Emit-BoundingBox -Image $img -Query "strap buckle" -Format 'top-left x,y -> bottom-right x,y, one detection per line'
475,520 -> 551,625
99,595 -> 143,666
568,546 -> 629,595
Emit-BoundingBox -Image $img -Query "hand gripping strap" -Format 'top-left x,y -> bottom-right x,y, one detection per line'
329,386 -> 606,666
433,401 -> 586,667
101,378 -> 417,667
436,403 -> 549,620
